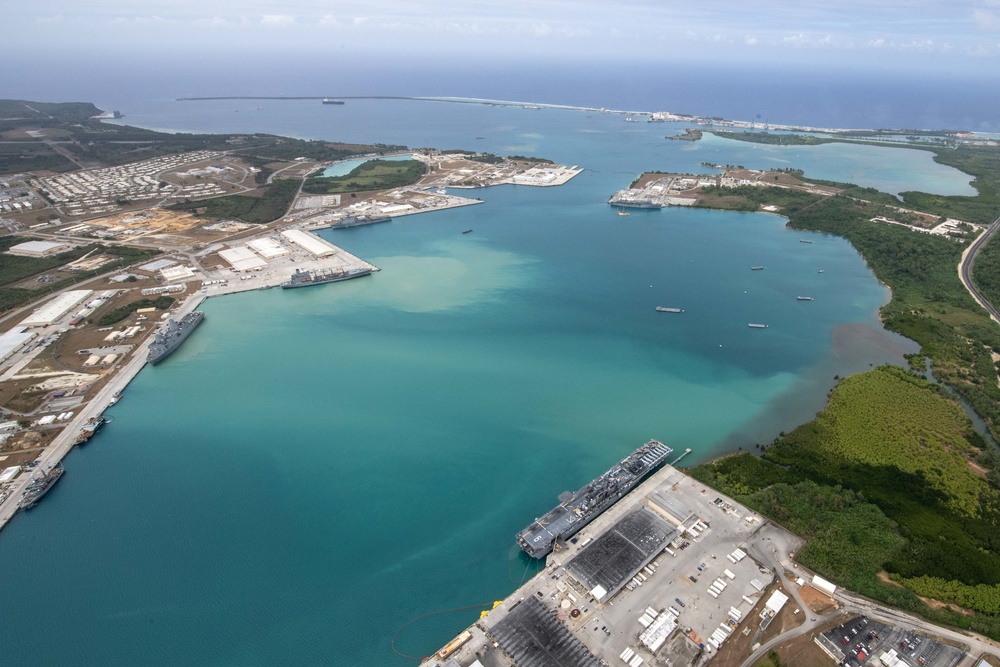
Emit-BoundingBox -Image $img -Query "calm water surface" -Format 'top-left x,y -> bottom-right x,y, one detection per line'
0,100 -> 936,666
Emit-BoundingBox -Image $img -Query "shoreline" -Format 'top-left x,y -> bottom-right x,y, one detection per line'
0,239 -> 376,533
175,94 -> 973,136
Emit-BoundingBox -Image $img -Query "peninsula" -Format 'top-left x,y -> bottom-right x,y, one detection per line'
0,99 -> 581,529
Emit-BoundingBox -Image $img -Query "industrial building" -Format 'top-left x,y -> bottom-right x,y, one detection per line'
20,290 -> 92,328
219,247 -> 268,272
247,237 -> 290,259
6,240 -> 72,257
0,327 -> 37,361
280,229 -> 338,257
566,507 -> 678,602
485,597 -> 601,667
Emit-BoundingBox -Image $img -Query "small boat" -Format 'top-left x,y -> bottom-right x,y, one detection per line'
462,229 -> 473,234
748,323 -> 769,329
750,266 -> 765,271
656,307 -> 684,313
818,269 -> 825,273
797,296 -> 814,301
799,239 -> 813,244
617,209 -> 631,216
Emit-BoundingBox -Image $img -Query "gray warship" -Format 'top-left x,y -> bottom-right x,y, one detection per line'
148,311 -> 205,365
281,267 -> 372,289
20,463 -> 64,510
517,439 -> 673,558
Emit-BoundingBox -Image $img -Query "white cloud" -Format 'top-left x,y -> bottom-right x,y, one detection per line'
744,35 -> 758,46
260,14 -> 295,27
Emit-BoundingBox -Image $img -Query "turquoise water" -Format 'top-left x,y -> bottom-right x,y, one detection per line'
322,154 -> 416,177
110,99 -> 975,197
0,102 -> 927,666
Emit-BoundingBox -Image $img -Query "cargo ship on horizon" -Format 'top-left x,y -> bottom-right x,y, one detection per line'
148,312 -> 205,365
517,439 -> 673,559
322,98 -> 345,105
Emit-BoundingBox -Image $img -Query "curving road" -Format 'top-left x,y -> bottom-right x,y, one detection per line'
959,215 -> 1000,324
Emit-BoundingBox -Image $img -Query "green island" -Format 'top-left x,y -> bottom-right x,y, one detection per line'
709,130 -> 833,146
301,158 -> 426,195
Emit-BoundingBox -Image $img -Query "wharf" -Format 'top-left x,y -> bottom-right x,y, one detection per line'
421,462 -> 802,667
0,233 -> 374,532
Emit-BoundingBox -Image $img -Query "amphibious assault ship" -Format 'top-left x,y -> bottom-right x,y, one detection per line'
517,439 -> 673,559
19,463 -> 64,510
281,267 -> 372,289
148,312 -> 205,365
330,214 -> 390,229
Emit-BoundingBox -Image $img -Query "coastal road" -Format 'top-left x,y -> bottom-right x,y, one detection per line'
959,215 -> 1000,325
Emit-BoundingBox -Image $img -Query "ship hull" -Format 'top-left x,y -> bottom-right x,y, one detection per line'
20,465 -> 64,510
516,440 -> 673,559
148,312 -> 205,365
281,268 -> 372,289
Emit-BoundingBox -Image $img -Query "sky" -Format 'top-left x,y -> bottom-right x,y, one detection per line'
7,0 -> 1000,74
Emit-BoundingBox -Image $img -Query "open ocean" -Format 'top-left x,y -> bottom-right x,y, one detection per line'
0,62 -> 988,665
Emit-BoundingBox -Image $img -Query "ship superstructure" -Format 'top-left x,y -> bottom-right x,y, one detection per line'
280,267 -> 372,289
19,463 -> 64,510
147,311 -> 205,365
517,439 -> 673,558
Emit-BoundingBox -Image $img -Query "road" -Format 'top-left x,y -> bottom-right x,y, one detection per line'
737,523 -> 1000,667
958,215 -> 1000,324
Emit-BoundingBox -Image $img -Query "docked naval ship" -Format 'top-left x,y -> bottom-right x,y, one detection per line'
517,439 -> 673,558
280,267 -> 372,289
147,312 -> 205,365
20,463 -> 64,510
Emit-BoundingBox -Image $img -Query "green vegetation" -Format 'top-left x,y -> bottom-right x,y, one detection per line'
894,575 -> 1000,615
468,154 -> 504,164
0,99 -> 406,175
972,236 -> 1000,312
0,243 -> 158,313
900,145 -> 1000,225
507,155 -> 555,164
758,651 -> 788,667
695,184 -> 819,213
783,193 -> 1000,439
168,179 -> 301,224
0,100 -> 101,131
0,143 -> 77,174
688,366 -> 1000,639
710,130 -> 833,146
96,296 -> 175,326
302,159 -> 425,195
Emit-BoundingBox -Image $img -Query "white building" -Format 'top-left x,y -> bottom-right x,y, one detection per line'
20,290 -> 92,328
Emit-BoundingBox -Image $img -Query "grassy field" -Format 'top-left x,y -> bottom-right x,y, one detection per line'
96,295 -> 174,326
302,158 -> 426,195
169,178 -> 301,224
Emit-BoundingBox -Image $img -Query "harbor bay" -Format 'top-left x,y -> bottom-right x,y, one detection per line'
0,100 -> 956,665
